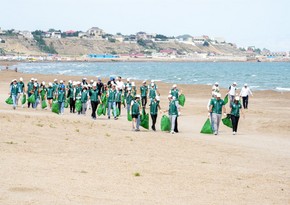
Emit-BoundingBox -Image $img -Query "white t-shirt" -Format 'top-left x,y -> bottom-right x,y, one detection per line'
116,81 -> 125,90
240,87 -> 252,97
229,85 -> 237,96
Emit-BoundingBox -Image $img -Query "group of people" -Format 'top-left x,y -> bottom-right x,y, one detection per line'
208,82 -> 253,135
8,76 -> 182,134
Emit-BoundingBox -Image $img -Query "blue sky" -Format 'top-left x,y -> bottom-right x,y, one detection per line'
1,0 -> 290,51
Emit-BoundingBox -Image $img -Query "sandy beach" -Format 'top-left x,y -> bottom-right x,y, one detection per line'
0,69 -> 289,204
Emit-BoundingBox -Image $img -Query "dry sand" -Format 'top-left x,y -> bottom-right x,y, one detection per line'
0,69 -> 290,205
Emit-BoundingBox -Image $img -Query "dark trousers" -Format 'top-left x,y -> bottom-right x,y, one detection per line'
174,117 -> 178,133
91,101 -> 99,118
141,97 -> 147,108
70,98 -> 76,113
27,93 -> 31,108
242,96 -> 249,109
151,114 -> 157,130
116,102 -> 121,115
231,115 -> 240,132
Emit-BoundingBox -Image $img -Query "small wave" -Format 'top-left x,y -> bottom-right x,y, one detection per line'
276,87 -> 290,91
251,75 -> 256,77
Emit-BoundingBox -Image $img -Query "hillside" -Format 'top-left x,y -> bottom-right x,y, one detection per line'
0,36 -> 245,57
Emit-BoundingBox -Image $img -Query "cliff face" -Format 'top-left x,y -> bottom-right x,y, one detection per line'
0,36 -> 244,56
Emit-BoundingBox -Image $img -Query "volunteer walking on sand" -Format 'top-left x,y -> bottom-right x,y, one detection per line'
140,81 -> 148,111
17,77 -> 25,107
46,82 -> 54,110
130,95 -> 141,131
239,83 -> 253,109
89,83 -> 101,120
209,93 -> 226,135
149,96 -> 161,131
228,82 -> 237,106
107,84 -> 118,120
10,79 -> 19,110
166,95 -> 181,134
230,96 -> 244,135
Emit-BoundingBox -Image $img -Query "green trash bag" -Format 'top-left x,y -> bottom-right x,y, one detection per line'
42,100 -> 47,109
40,90 -> 46,101
64,99 -> 69,108
52,101 -> 59,114
102,105 -> 106,116
5,96 -> 13,105
200,119 -> 213,134
222,116 -> 233,128
28,94 -> 36,103
140,113 -> 149,129
112,107 -> 120,117
21,94 -> 26,105
178,94 -> 185,107
75,100 -> 82,112
224,95 -> 229,105
127,111 -> 132,122
161,115 -> 171,131
97,104 -> 103,116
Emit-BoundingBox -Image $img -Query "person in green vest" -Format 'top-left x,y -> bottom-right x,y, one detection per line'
10,79 -> 19,110
209,93 -> 226,135
39,81 -> 48,110
47,82 -> 54,110
165,95 -> 181,134
57,86 -> 66,115
53,79 -> 58,95
17,77 -> 25,107
130,95 -> 141,131
89,83 -> 101,120
126,87 -> 133,114
80,86 -> 89,115
107,84 -> 117,120
131,82 -> 137,97
115,87 -> 122,115
67,81 -> 76,113
30,83 -> 40,109
149,83 -> 157,103
230,96 -> 244,135
27,78 -> 35,108
170,84 -> 181,99
140,81 -> 148,111
149,96 -> 161,131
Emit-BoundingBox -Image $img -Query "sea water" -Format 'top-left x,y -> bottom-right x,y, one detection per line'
17,62 -> 290,91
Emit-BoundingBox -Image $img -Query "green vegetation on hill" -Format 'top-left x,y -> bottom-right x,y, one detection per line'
32,30 -> 58,54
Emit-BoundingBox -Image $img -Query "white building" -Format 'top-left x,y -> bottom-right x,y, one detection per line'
193,36 -> 206,44
51,31 -> 62,39
87,27 -> 104,39
19,31 -> 34,39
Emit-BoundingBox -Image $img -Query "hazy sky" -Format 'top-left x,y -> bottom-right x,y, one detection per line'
1,0 -> 290,51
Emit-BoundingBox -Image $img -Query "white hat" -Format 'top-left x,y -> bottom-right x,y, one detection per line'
90,79 -> 94,83
60,80 -> 63,83
48,82 -> 53,87
151,80 -> 154,83
135,94 -> 140,98
131,82 -> 135,86
244,83 -> 248,86
12,79 -> 17,82
112,83 -> 116,87
143,80 -> 146,84
31,78 -> 34,81
68,80 -> 72,83
54,79 -> 57,82
127,78 -> 130,81
168,94 -> 172,98
235,96 -> 240,101
19,77 -> 23,81
213,92 -> 218,96
42,81 -> 45,85
215,82 -> 219,85
34,78 -> 38,81
216,93 -> 221,98
151,83 -> 154,87
128,88 -> 131,91
83,77 -> 87,80
77,81 -> 81,84
34,83 -> 38,87
233,82 -> 237,85
155,96 -> 160,101
73,81 -> 77,86
92,82 -> 96,87
172,84 -> 177,88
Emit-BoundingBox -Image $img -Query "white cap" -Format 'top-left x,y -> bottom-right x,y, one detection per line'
60,80 -> 63,83
216,93 -> 221,98
83,78 -> 87,80
34,83 -> 38,87
135,94 -> 140,98
68,80 -> 72,83
48,82 -> 53,87
235,96 -> 240,101
168,95 -> 172,98
77,81 -> 81,84
151,80 -> 154,83
131,82 -> 135,86
90,79 -> 94,83
172,84 -> 177,88
31,78 -> 34,81
233,82 -> 237,85
112,83 -> 116,87
42,81 -> 45,85
54,79 -> 57,82
34,78 -> 38,81
128,88 -> 131,91
12,79 -> 17,82
92,82 -> 97,87
213,92 -> 218,96
127,78 -> 130,81
151,83 -> 154,87
19,77 -> 23,81
215,82 -> 219,85
73,81 -> 77,86
143,80 -> 146,84
244,83 -> 248,86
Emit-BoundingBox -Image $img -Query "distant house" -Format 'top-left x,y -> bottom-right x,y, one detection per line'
19,31 -> 33,39
136,32 -> 147,40
193,36 -> 206,44
51,31 -> 61,39
0,27 -> 5,35
212,37 -> 225,43
87,27 -> 105,39
114,35 -> 124,42
65,30 -> 78,37
78,32 -> 89,38
159,49 -> 177,57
